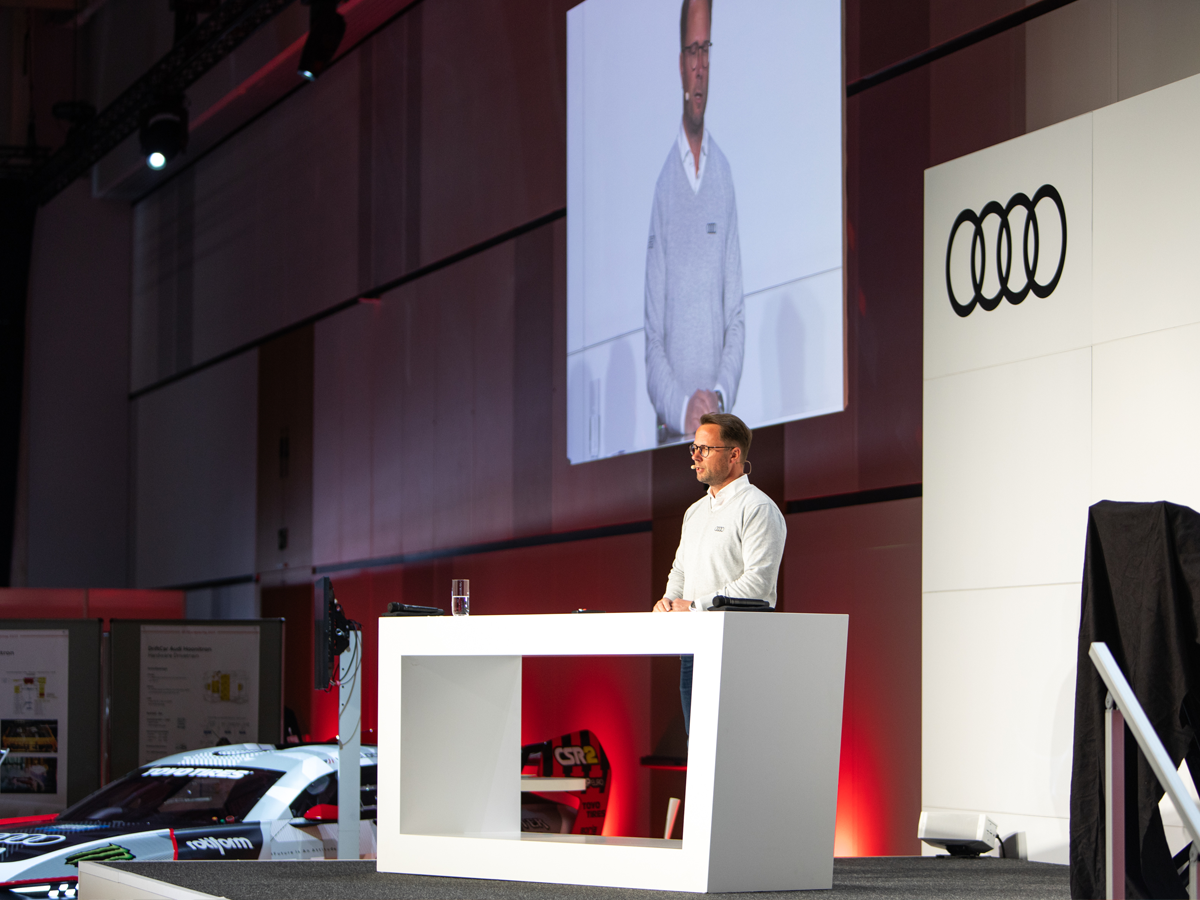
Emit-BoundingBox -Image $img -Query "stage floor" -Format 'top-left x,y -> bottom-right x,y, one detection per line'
85,857 -> 1069,899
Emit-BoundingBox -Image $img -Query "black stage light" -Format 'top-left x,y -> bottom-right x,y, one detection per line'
139,95 -> 188,170
298,0 -> 346,82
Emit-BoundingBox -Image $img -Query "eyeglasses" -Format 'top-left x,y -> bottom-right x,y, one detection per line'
689,443 -> 733,459
683,40 -> 712,70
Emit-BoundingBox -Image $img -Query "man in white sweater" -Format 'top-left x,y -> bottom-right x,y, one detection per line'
652,413 -> 787,733
644,0 -> 745,443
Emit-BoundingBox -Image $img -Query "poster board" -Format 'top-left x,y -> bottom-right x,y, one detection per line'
0,619 -> 101,813
109,619 -> 283,780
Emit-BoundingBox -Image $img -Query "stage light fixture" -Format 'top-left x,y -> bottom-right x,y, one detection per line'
139,96 -> 188,171
298,0 -> 346,82
918,811 -> 999,857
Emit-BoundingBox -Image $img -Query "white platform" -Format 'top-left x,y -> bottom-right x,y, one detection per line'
376,611 -> 849,893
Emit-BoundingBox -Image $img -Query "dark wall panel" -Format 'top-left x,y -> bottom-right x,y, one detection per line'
260,583 -> 315,737
785,0 -> 928,503
513,225 -> 556,537
257,326 -> 314,574
24,181 -> 131,588
929,0 -> 1026,167
418,0 -> 568,265
312,241 -> 516,564
130,60 -> 361,392
314,218 -> 653,567
369,6 -> 424,285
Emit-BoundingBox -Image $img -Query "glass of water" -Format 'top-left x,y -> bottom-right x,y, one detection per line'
451,579 -> 469,617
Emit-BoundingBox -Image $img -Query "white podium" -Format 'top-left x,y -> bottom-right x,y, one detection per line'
376,611 -> 848,893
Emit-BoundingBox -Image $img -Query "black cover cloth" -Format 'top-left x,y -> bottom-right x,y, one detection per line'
1070,501 -> 1200,898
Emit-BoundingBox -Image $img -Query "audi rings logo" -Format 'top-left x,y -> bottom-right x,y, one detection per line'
945,184 -> 1067,317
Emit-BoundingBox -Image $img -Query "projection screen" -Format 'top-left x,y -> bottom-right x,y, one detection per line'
566,0 -> 844,463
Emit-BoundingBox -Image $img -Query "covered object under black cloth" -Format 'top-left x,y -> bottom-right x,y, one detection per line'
1070,500 -> 1200,899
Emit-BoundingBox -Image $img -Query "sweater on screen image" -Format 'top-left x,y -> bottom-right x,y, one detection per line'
644,130 -> 745,435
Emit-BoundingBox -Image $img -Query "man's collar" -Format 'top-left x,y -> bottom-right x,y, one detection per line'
677,120 -> 709,156
677,121 -> 709,192
708,473 -> 749,507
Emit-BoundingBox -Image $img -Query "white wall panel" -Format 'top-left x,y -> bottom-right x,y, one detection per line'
134,352 -> 258,587
923,584 -> 1079,858
926,66 -> 1200,871
923,99 -> 1094,869
923,113 -> 1092,381
1092,322 -> 1200,509
1093,73 -> 1200,344
923,349 -> 1092,593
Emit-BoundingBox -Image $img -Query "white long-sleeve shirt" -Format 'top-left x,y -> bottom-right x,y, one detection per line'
663,474 -> 787,610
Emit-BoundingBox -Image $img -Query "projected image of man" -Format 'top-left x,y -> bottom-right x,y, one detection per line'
644,0 -> 745,442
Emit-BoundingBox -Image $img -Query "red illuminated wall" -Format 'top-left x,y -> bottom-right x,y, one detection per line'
786,500 -> 922,857
0,588 -> 185,630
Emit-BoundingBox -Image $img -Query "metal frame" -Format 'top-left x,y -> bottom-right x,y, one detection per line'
337,629 -> 362,859
1090,642 -> 1200,899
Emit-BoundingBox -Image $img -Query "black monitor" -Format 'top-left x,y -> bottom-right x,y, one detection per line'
314,577 -> 357,690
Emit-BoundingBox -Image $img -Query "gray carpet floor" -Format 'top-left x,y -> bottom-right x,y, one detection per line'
99,857 -> 1069,899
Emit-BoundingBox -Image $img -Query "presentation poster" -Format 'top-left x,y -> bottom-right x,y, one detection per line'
0,630 -> 69,815
566,0 -> 845,462
139,624 -> 260,765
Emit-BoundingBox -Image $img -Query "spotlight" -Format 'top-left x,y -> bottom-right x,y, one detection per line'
298,0 -> 346,81
139,96 -> 188,171
918,811 -> 998,857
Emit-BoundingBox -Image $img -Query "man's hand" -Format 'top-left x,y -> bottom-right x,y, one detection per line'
653,598 -> 692,612
685,389 -> 720,434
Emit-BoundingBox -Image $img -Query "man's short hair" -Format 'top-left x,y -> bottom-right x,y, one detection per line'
700,412 -> 751,458
679,0 -> 713,51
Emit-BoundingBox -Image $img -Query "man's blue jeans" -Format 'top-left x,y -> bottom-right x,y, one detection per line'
680,654 -> 694,735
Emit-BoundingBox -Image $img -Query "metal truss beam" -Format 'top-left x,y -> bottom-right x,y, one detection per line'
29,0 -> 296,205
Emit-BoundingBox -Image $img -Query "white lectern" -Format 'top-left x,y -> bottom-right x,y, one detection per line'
376,611 -> 847,893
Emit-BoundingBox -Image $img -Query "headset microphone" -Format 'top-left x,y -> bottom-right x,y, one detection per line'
690,465 -> 697,469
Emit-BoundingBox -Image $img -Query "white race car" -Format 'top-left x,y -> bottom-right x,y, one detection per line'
0,742 -> 377,900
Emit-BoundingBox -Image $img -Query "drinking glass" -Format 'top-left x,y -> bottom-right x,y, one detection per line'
451,579 -> 469,617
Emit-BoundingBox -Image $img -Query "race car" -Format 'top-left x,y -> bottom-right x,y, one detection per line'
0,742 -> 378,900
520,730 -> 610,836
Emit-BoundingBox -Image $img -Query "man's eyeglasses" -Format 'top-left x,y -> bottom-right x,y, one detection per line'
683,40 -> 712,70
689,443 -> 733,459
